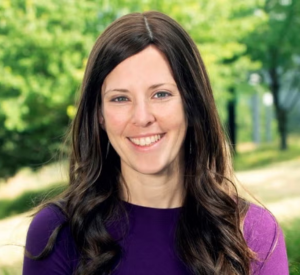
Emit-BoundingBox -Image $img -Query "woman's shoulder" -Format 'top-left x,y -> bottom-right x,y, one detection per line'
24,204 -> 78,274
28,204 -> 67,235
33,204 -> 67,223
243,203 -> 289,274
244,203 -> 277,238
25,204 -> 69,255
243,203 -> 279,251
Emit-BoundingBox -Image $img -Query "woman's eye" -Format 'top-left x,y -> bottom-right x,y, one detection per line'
153,91 -> 171,98
111,96 -> 129,102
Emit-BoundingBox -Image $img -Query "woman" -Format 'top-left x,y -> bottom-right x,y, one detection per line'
23,11 -> 288,275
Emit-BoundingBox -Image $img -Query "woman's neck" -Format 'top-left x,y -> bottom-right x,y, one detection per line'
119,164 -> 185,209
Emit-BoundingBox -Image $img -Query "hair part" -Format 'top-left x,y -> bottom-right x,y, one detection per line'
143,16 -> 153,41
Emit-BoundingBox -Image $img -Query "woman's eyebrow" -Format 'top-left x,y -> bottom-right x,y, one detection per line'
104,83 -> 177,95
104,88 -> 129,95
148,83 -> 177,89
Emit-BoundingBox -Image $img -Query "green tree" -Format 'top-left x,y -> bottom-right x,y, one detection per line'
0,0 -> 112,177
245,0 -> 300,150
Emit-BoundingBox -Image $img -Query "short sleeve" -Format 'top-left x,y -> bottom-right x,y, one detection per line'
22,206 -> 78,275
244,204 -> 289,275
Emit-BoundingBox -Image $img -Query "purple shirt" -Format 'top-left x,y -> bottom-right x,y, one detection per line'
23,203 -> 289,274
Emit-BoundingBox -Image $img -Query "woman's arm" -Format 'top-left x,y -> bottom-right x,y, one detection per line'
244,204 -> 289,275
258,227 -> 289,275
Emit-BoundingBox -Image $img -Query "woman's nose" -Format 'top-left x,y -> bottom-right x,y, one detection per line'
131,100 -> 155,127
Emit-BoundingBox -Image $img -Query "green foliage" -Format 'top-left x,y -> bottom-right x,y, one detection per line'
0,1 -> 115,177
246,0 -> 300,71
0,182 -> 66,220
245,0 -> 300,149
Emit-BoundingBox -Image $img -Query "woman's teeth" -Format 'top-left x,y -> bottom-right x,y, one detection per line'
129,134 -> 163,146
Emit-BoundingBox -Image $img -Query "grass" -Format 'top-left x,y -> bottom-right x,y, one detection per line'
282,218 -> 300,275
0,183 -> 66,220
0,266 -> 22,275
234,140 -> 300,171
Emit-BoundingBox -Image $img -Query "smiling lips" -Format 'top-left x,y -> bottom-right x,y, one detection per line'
129,134 -> 164,147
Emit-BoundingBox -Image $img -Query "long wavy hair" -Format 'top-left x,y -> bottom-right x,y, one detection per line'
28,11 -> 254,274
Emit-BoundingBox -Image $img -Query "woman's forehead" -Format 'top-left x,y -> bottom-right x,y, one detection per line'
102,45 -> 176,93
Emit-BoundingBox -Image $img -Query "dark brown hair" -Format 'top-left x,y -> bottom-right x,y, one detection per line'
28,11 -> 254,274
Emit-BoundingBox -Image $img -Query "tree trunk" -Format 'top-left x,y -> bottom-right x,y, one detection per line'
278,109 -> 288,150
269,67 -> 288,150
227,88 -> 237,153
251,93 -> 260,144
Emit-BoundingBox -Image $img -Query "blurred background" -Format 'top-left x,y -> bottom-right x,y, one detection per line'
0,0 -> 299,274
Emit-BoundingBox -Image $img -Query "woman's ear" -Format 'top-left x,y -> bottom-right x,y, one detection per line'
99,111 -> 105,130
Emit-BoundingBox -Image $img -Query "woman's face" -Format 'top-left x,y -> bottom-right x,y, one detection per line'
101,45 -> 187,176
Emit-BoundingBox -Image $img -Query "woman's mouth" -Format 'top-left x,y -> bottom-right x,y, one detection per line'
128,134 -> 164,147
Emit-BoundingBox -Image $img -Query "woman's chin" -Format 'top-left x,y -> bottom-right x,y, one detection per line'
129,163 -> 169,176
134,167 -> 165,176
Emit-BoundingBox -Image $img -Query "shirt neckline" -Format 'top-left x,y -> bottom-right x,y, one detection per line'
122,200 -> 182,211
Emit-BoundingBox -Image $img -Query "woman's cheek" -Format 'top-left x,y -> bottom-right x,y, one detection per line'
104,107 -> 130,132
